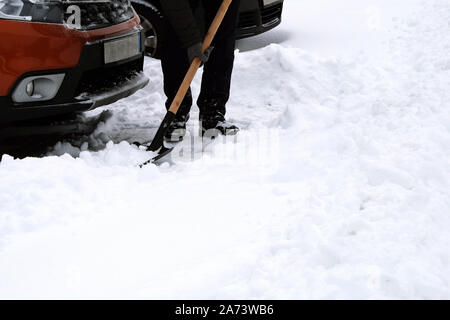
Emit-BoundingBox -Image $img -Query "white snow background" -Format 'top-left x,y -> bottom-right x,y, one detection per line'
1,0 -> 450,299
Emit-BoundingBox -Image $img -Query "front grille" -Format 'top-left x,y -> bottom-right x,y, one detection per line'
261,3 -> 283,26
238,11 -> 258,29
63,0 -> 135,30
75,59 -> 142,97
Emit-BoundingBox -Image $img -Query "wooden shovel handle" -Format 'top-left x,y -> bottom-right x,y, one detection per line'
168,0 -> 233,115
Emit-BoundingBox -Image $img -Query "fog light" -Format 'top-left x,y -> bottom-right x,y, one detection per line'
12,74 -> 65,103
25,80 -> 34,97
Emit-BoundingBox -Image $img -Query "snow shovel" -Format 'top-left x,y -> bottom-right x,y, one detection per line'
140,0 -> 234,167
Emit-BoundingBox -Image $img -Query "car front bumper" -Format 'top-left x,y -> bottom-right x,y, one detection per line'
237,0 -> 284,39
0,27 -> 148,124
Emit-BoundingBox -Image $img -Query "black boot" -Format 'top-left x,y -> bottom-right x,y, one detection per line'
164,114 -> 190,142
200,111 -> 239,138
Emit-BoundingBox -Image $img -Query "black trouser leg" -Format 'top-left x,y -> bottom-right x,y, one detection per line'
160,23 -> 193,118
197,0 -> 241,119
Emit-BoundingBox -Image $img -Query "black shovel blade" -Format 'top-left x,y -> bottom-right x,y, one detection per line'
139,145 -> 174,168
148,111 -> 176,152
139,111 -> 177,167
151,145 -> 175,162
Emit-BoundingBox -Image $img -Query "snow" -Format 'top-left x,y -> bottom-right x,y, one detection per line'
1,0 -> 450,299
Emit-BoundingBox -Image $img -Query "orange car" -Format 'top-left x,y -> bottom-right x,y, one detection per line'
0,0 -> 148,124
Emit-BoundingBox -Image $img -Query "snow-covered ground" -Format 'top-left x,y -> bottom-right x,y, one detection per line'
1,0 -> 450,299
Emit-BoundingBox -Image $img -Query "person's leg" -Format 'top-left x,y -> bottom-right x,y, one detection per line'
160,18 -> 194,140
161,25 -> 192,119
198,0 -> 241,134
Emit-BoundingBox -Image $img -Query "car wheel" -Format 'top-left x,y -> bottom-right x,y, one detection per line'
133,2 -> 165,59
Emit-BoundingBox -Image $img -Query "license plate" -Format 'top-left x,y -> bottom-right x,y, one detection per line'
263,0 -> 279,5
104,33 -> 140,64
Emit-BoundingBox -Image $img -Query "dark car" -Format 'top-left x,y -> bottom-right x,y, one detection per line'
132,0 -> 284,58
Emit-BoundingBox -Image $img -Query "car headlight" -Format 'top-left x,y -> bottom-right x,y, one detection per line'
0,0 -> 63,23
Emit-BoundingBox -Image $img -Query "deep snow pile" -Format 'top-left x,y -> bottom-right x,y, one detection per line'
1,0 -> 450,299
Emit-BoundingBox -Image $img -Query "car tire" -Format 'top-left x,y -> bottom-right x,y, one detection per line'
132,1 -> 165,59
